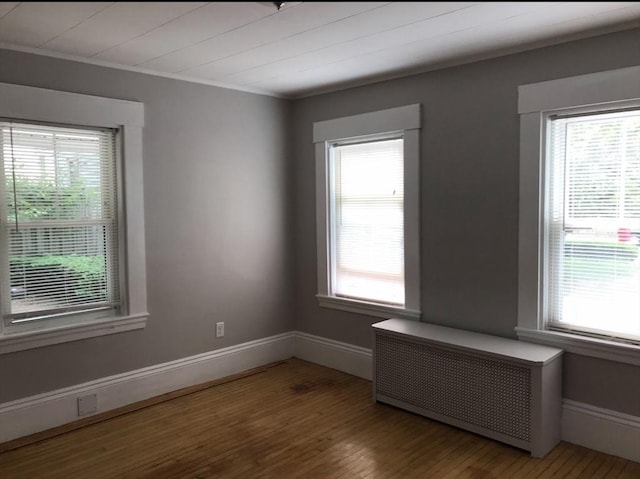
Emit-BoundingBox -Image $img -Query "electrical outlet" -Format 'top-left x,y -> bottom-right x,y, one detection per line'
216,321 -> 224,338
77,393 -> 98,416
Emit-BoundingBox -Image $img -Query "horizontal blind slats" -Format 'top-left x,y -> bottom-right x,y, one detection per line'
331,138 -> 404,305
1,121 -> 120,322
548,110 -> 640,340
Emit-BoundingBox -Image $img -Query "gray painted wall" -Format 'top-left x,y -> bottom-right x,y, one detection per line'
0,49 -> 294,402
291,28 -> 640,416
0,28 -> 638,417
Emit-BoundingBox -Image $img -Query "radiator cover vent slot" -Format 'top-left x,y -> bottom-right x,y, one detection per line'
376,334 -> 531,442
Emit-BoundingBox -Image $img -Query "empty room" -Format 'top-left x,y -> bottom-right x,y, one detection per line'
0,2 -> 639,477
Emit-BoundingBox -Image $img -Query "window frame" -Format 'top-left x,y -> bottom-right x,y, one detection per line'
313,104 -> 421,320
0,82 -> 148,354
517,66 -> 640,366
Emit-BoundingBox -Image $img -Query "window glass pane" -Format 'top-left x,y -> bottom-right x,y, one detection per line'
1,121 -> 119,322
548,110 -> 640,339
331,138 -> 404,305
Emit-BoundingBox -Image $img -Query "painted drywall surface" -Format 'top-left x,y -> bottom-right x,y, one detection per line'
291,28 -> 640,415
0,49 -> 294,402
563,353 -> 640,416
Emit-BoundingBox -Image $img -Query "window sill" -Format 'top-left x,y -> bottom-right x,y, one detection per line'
0,313 -> 149,355
515,327 -> 640,366
316,294 -> 421,320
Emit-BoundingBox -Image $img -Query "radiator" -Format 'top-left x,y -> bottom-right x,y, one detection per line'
372,319 -> 563,457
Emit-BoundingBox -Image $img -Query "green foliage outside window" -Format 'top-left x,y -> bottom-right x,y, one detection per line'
10,255 -> 107,302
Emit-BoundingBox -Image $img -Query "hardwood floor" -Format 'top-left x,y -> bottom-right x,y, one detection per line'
1,358 -> 638,478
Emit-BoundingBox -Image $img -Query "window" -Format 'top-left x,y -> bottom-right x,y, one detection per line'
0,83 -> 148,354
547,110 -> 639,341
330,138 -> 405,305
1,121 -> 121,329
314,105 -> 421,319
517,66 -> 640,365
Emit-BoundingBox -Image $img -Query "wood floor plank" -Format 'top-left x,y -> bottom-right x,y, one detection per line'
1,359 -> 638,478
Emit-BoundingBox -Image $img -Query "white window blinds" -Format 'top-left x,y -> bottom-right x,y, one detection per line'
547,109 -> 640,340
330,137 -> 404,305
1,121 -> 120,324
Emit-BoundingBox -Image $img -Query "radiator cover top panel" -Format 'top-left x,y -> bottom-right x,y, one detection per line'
375,334 -> 532,442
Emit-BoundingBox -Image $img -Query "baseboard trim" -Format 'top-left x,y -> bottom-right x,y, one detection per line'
562,399 -> 640,462
293,331 -> 372,380
0,332 -> 294,443
2,330 -> 638,465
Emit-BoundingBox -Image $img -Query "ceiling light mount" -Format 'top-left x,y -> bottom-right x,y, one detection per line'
273,2 -> 285,11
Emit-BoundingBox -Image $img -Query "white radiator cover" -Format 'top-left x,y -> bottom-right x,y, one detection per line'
373,319 -> 563,457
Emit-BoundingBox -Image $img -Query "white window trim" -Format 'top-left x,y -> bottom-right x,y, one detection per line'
517,66 -> 640,366
0,82 -> 148,354
314,104 -> 421,320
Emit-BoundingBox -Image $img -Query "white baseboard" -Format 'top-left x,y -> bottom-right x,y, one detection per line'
562,399 -> 640,463
0,332 -> 294,443
293,331 -> 372,380
2,330 -> 638,465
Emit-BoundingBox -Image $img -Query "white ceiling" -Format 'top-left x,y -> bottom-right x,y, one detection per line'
0,2 -> 639,98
